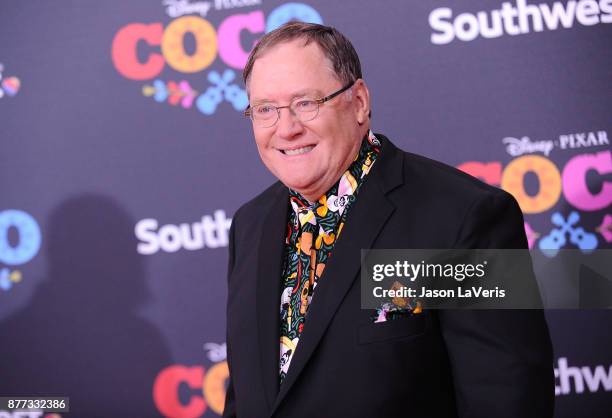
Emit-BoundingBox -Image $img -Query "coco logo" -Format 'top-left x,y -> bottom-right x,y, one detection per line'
153,362 -> 229,417
111,2 -> 323,116
111,3 -> 323,79
0,210 -> 42,292
458,150 -> 612,254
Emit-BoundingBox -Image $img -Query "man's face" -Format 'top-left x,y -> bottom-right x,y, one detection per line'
247,40 -> 368,202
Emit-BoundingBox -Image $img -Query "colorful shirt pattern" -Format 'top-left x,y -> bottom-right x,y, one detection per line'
279,131 -> 381,383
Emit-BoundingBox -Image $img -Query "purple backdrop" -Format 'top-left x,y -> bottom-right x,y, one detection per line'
1,1 -> 610,417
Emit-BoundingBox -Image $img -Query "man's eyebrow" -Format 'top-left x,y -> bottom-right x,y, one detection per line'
250,89 -> 324,105
290,88 -> 324,98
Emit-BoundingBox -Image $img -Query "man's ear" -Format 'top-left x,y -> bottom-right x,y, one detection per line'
352,79 -> 370,125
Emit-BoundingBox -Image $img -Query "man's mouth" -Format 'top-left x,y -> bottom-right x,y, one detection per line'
281,145 -> 315,156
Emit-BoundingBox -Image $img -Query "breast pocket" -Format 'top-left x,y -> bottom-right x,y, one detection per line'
358,313 -> 428,345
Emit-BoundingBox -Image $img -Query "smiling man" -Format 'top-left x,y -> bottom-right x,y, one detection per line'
223,22 -> 554,418
246,39 -> 369,202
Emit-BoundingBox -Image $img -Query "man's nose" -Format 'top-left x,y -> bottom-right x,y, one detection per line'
276,107 -> 304,139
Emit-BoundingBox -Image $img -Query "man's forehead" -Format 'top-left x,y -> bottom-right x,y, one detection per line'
247,41 -> 338,101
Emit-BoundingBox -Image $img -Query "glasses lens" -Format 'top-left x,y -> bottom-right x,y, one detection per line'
292,99 -> 319,122
252,104 -> 278,127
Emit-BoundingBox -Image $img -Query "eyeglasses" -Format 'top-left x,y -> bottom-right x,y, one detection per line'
244,80 -> 355,128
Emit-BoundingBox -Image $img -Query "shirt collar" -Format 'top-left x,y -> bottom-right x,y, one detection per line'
288,130 -> 381,228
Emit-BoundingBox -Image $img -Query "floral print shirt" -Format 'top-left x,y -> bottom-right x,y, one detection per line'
279,130 -> 381,383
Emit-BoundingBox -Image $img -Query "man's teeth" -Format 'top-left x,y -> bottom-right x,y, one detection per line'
283,146 -> 314,156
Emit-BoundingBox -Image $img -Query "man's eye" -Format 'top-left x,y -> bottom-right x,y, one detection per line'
295,99 -> 317,111
255,105 -> 275,115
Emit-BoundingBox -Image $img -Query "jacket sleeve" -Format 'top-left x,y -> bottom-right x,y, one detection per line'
223,210 -> 238,418
438,190 -> 555,418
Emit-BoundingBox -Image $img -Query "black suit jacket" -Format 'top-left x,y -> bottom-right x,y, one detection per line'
224,135 -> 554,418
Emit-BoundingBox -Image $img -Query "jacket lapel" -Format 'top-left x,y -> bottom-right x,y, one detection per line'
271,135 -> 404,414
255,184 -> 288,412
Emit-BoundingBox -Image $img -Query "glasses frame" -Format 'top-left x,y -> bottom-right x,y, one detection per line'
244,80 -> 355,127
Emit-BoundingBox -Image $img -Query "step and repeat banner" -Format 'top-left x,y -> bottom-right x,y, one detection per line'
1,1 -> 610,417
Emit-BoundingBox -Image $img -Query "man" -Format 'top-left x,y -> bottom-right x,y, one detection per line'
224,22 -> 554,418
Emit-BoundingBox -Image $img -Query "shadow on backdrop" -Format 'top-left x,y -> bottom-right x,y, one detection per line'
0,194 -> 171,417
543,199 -> 612,418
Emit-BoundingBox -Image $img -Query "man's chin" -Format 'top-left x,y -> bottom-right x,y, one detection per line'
281,178 -> 318,197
